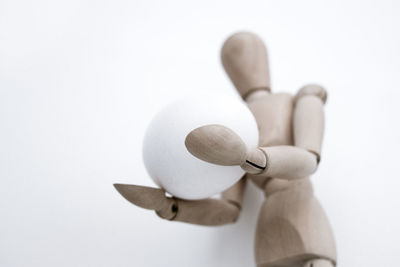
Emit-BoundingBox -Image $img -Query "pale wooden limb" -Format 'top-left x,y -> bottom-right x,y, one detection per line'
246,93 -> 294,147
244,92 -> 294,190
114,177 -> 247,226
113,184 -> 172,212
221,32 -> 271,99
114,184 -> 177,220
185,124 -> 318,179
255,178 -> 337,267
185,124 -> 267,174
258,146 -> 318,180
185,122 -> 319,180
169,177 -> 246,226
185,124 -> 248,166
221,176 -> 247,207
245,90 -> 270,103
169,198 -> 239,226
294,84 -> 327,161
294,84 -> 327,104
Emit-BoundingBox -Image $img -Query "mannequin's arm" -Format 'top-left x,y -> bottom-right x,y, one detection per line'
293,84 -> 327,162
185,124 -> 318,180
250,84 -> 327,180
251,146 -> 317,179
158,177 -> 246,226
114,177 -> 246,226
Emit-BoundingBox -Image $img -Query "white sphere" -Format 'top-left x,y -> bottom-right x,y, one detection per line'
142,93 -> 258,200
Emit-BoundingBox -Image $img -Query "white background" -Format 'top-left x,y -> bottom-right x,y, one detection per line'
1,0 -> 399,266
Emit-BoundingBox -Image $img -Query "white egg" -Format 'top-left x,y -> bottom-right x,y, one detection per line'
142,93 -> 258,200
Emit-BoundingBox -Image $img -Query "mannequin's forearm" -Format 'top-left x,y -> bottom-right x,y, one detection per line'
246,146 -> 318,180
164,198 -> 240,226
260,146 -> 317,179
158,178 -> 246,226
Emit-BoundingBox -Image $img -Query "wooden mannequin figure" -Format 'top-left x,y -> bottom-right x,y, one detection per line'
114,32 -> 337,267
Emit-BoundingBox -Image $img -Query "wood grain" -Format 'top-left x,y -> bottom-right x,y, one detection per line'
221,32 -> 271,99
259,146 -> 318,180
255,178 -> 337,266
294,85 -> 326,161
185,124 -> 248,166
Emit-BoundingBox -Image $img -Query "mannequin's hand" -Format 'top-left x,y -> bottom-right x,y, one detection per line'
114,184 -> 177,220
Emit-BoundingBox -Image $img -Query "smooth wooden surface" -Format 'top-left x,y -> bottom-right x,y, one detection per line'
294,86 -> 326,161
240,148 -> 267,174
221,176 -> 247,207
113,184 -> 171,211
246,90 -> 270,103
220,32 -> 337,265
170,198 -> 240,226
244,92 -> 294,190
114,179 -> 247,226
259,146 -> 318,179
185,124 -> 318,179
221,32 -> 271,99
245,88 -> 336,266
168,177 -> 247,225
185,124 -> 248,166
294,84 -> 328,104
255,178 -> 337,266
246,93 -> 294,147
185,124 -> 267,174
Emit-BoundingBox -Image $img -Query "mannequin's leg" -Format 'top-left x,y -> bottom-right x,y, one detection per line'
254,178 -> 336,267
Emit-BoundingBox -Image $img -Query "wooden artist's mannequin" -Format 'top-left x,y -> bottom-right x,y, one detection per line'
114,32 -> 336,267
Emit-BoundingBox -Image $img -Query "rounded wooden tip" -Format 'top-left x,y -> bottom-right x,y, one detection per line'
221,32 -> 270,99
113,184 -> 167,211
295,84 -> 328,104
185,124 -> 248,166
